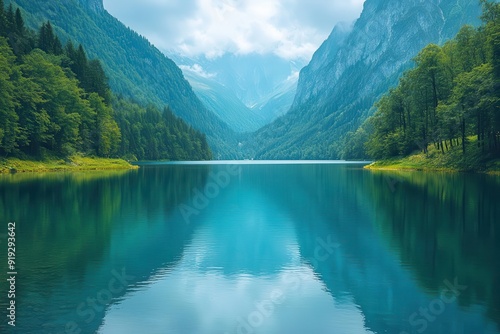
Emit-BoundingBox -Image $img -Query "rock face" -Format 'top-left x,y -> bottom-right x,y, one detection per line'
252,0 -> 482,160
294,0 -> 478,109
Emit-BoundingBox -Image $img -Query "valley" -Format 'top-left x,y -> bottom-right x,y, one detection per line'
1,2 -> 500,334
1,0 -> 499,168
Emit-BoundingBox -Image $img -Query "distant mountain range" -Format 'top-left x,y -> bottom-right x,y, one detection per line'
168,53 -> 304,133
9,0 -> 240,158
246,0 -> 483,159
9,0 -> 487,160
181,67 -> 267,133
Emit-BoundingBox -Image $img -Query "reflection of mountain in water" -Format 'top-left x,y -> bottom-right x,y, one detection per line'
105,165 -> 500,334
282,167 -> 500,334
99,164 -> 377,334
215,164 -> 500,333
2,165 -> 499,334
365,171 -> 500,331
0,166 -> 209,334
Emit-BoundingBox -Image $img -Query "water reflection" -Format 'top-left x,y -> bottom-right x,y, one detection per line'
366,170 -> 500,331
0,166 -> 208,333
100,165 -> 374,334
0,164 -> 499,334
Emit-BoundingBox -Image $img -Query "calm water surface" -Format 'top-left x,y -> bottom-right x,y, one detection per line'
0,162 -> 499,334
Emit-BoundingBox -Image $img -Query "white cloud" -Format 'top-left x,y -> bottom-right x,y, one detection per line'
179,64 -> 216,78
104,0 -> 365,61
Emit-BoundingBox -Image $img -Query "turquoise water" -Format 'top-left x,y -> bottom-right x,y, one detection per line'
0,162 -> 499,333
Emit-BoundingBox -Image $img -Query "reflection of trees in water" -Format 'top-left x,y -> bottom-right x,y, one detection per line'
253,165 -> 500,332
0,165 -> 209,333
0,166 -> 209,276
1,165 -> 498,332
367,171 -> 500,328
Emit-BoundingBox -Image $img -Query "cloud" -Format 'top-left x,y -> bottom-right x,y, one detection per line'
103,0 -> 365,61
179,64 -> 216,78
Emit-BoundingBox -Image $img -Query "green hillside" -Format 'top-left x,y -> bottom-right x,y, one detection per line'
364,0 -> 500,171
8,0 -> 238,158
246,0 -> 483,160
0,2 -> 212,163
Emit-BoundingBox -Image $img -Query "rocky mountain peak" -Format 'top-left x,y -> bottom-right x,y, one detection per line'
293,0 -> 458,109
251,0 -> 483,159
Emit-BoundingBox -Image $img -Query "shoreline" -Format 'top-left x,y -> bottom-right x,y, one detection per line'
2,156 -> 499,175
364,160 -> 500,175
0,156 -> 139,174
363,140 -> 500,175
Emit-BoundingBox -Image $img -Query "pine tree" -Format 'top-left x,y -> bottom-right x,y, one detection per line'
65,40 -> 76,59
0,0 -> 6,37
72,44 -> 88,88
38,22 -> 49,52
0,37 -> 19,155
14,8 -> 23,36
38,21 -> 62,55
87,59 -> 110,103
53,35 -> 63,55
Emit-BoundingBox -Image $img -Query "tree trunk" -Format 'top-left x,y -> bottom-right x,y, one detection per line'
462,116 -> 466,154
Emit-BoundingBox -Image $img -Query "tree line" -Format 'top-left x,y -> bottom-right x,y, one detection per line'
363,0 -> 500,160
0,1 -> 212,161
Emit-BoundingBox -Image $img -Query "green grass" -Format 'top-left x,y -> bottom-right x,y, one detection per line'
366,137 -> 500,174
0,155 -> 139,173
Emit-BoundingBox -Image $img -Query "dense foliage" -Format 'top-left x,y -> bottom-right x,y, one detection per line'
9,0 -> 237,158
364,0 -> 500,160
114,100 -> 211,161
0,2 -> 211,161
247,0 -> 482,161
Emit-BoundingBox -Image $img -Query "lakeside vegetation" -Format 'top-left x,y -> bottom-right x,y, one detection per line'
0,155 -> 138,173
0,1 -> 212,169
365,136 -> 500,174
353,1 -> 500,172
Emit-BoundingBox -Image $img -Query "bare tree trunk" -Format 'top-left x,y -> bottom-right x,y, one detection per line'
462,116 -> 466,154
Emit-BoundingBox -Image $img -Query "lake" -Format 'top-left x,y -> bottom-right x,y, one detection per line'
0,161 -> 499,334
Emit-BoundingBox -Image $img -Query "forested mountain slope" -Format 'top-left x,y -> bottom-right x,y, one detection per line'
365,1 -> 500,171
247,0 -> 483,160
0,1 -> 212,161
8,0 -> 238,158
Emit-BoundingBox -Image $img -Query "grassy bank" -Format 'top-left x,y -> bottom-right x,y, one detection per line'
0,155 -> 139,173
365,137 -> 500,175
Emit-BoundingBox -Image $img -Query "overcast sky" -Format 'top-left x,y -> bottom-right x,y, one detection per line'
103,0 -> 365,61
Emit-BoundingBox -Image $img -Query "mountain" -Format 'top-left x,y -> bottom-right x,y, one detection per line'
9,0 -> 239,158
169,52 -> 303,133
250,70 -> 300,124
0,7 -> 212,162
180,65 -> 267,133
248,0 -> 483,160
